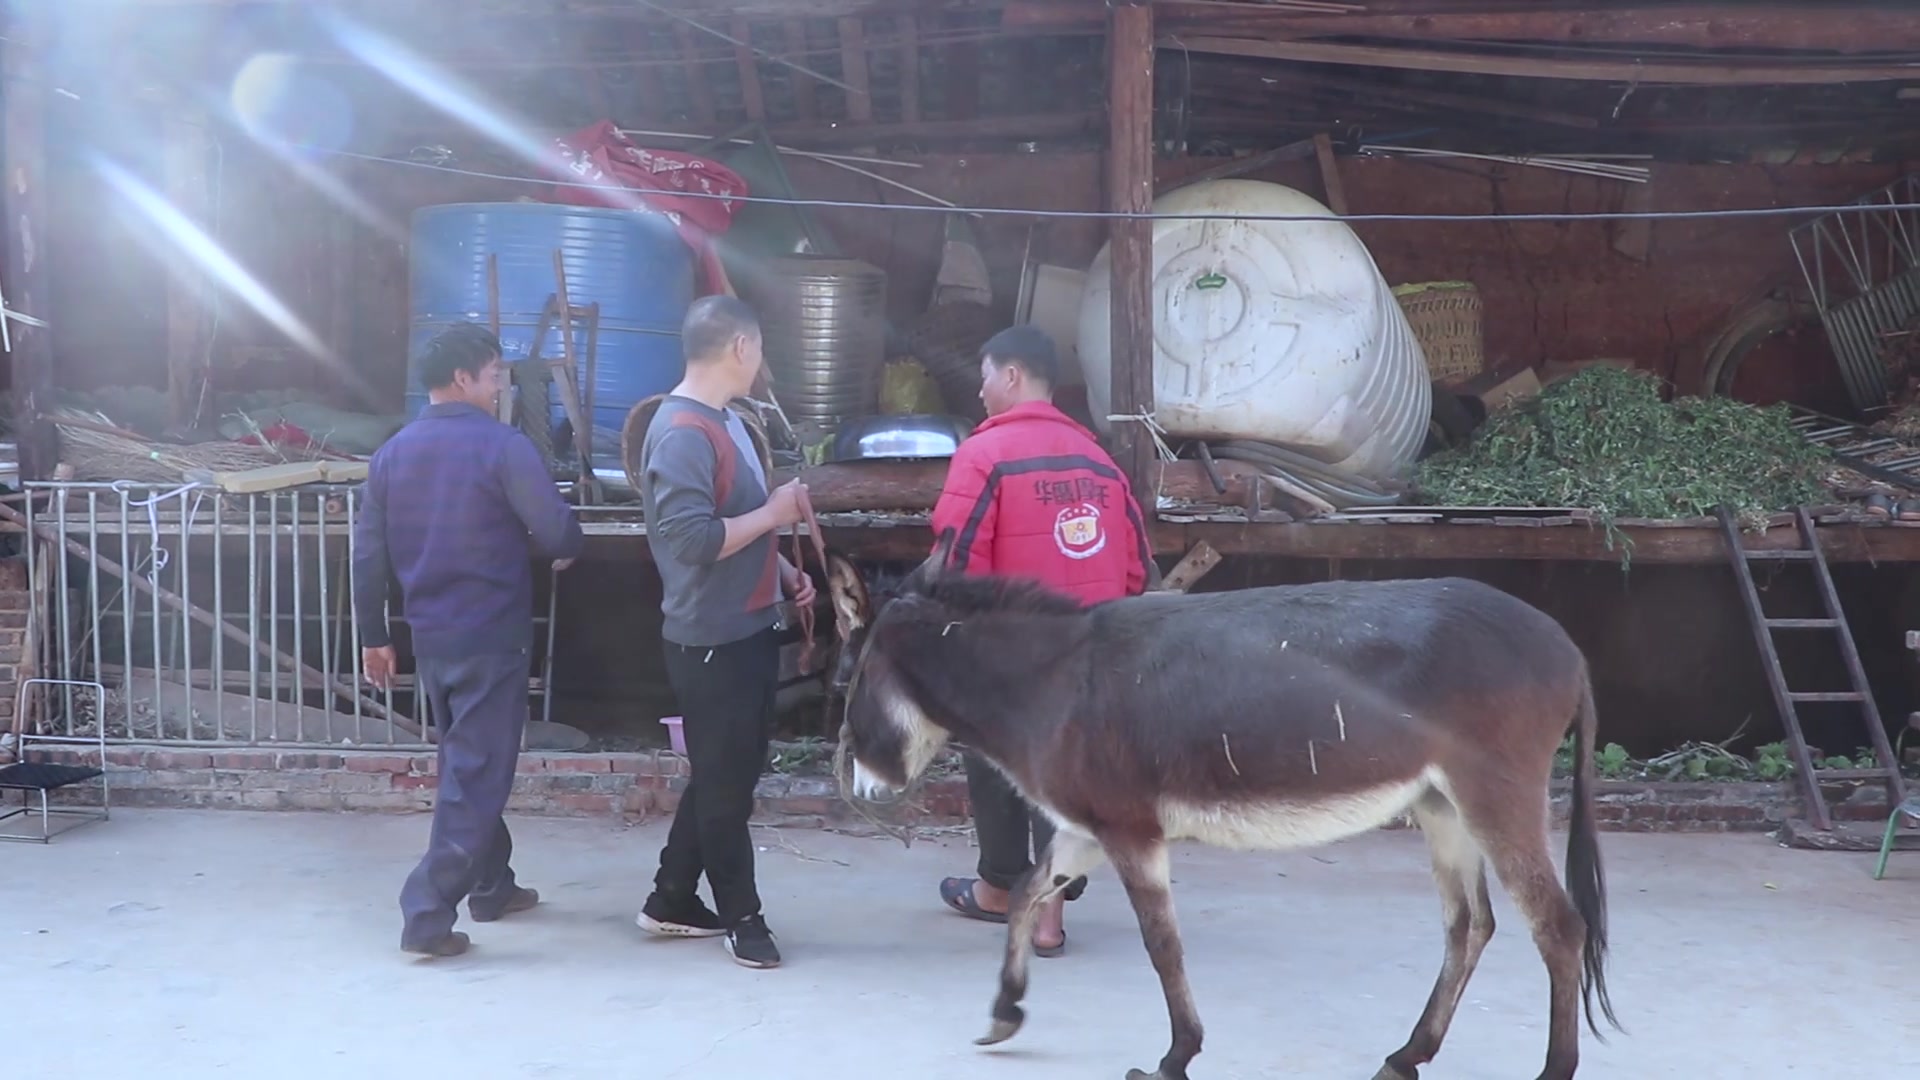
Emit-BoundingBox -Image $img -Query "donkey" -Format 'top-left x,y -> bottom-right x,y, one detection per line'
827,534 -> 1620,1080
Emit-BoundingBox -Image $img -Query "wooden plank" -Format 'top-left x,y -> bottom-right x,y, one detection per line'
897,13 -> 921,123
837,16 -> 872,124
575,515 -> 1920,566
1311,131 -> 1348,215
784,20 -> 817,123
1175,35 -> 1920,86
731,16 -> 765,121
788,458 -> 1262,513
1107,1 -> 1156,503
757,111 -> 1100,147
1158,540 -> 1222,593
1237,65 -> 1600,129
1008,2 -> 1920,54
3,16 -> 53,481
674,23 -> 718,124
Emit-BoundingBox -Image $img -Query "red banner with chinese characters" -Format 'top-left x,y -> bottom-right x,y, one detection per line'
542,120 -> 749,295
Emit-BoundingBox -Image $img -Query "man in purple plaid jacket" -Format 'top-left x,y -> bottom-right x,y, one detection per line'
354,322 -> 584,958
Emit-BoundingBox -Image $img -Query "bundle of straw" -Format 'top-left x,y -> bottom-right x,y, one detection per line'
51,407 -> 295,484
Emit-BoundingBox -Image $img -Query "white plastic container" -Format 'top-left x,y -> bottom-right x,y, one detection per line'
1078,179 -> 1432,482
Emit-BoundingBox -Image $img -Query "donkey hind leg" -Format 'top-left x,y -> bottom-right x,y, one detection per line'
1477,814 -> 1589,1080
1108,840 -> 1203,1080
1374,793 -> 1496,1080
977,827 -> 1106,1047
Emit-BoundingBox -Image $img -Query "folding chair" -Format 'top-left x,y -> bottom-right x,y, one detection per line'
0,678 -> 112,843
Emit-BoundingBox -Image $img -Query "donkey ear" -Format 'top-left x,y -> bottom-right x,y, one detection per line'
826,554 -> 870,640
905,528 -> 957,592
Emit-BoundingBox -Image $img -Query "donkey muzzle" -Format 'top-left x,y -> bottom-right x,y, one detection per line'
850,759 -> 895,802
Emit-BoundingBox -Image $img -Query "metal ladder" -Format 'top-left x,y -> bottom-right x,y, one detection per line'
1718,506 -> 1908,831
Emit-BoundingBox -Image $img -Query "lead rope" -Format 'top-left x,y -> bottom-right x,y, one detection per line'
787,484 -> 829,675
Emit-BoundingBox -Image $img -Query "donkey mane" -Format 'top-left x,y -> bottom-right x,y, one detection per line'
904,572 -> 1086,619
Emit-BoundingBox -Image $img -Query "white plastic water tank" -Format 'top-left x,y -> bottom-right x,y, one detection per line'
1078,179 -> 1432,482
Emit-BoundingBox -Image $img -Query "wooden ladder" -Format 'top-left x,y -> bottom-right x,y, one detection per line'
1718,506 -> 1907,831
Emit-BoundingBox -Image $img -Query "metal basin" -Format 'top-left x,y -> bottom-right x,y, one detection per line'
828,414 -> 974,462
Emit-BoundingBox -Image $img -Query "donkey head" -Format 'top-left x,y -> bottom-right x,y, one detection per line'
829,531 -> 959,799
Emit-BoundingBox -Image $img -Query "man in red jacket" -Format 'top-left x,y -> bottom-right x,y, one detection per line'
931,325 -> 1152,958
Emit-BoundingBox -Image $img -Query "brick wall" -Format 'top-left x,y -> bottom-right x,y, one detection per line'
0,589 -> 27,730
26,745 -> 1895,833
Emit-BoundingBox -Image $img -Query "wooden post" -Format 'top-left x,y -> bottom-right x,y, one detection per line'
163,109 -> 213,430
1106,2 -> 1156,502
2,15 -> 55,480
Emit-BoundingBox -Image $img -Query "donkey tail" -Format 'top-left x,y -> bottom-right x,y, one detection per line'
1566,664 -> 1622,1038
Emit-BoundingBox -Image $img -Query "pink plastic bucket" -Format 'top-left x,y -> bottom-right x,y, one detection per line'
660,716 -> 688,756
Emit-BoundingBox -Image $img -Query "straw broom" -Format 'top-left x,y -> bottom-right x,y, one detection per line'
50,407 -> 300,484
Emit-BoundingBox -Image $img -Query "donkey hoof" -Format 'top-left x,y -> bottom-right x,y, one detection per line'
1372,1064 -> 1418,1080
975,1012 -> 1024,1047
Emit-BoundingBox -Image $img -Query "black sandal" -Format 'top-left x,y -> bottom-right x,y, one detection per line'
939,877 -> 1009,924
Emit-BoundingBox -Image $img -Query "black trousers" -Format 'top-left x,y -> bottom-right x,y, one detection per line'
965,750 -> 1088,901
399,649 -> 528,948
655,628 -> 779,925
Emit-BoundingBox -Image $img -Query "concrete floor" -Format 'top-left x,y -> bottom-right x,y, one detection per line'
5,811 -> 1917,1079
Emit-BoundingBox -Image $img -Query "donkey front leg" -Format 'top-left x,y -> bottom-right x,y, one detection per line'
977,827 -> 1106,1047
1109,839 -> 1203,1080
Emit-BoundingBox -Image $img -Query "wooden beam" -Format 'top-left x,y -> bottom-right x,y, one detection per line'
785,19 -> 818,123
674,23 -> 718,124
1010,2 -> 1920,55
1311,131 -> 1348,216
897,14 -> 921,123
2,15 -> 54,480
1107,2 -> 1156,501
1227,65 -> 1601,129
787,458 -> 1260,513
582,513 -> 1920,567
753,109 -> 1101,146
730,15 -> 766,120
838,16 -> 873,123
1157,540 -> 1222,593
1175,35 -> 1920,86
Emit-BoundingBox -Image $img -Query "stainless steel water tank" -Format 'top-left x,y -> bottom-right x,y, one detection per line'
737,255 -> 888,428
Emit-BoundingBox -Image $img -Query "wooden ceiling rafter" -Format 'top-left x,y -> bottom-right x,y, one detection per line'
784,19 -> 821,123
839,16 -> 875,123
898,13 -> 922,122
731,15 -> 767,120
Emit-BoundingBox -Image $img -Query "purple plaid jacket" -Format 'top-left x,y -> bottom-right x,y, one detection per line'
353,402 -> 583,657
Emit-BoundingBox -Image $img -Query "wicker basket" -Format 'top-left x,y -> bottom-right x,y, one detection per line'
1393,281 -> 1485,387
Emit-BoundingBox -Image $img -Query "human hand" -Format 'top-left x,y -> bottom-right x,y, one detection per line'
764,478 -> 809,529
363,645 -> 397,690
784,563 -> 818,608
553,558 -> 575,572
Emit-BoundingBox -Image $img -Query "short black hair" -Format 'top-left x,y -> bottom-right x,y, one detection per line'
416,322 -> 503,391
682,294 -> 761,364
980,325 -> 1059,388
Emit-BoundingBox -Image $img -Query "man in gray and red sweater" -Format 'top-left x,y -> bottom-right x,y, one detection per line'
354,322 -> 584,959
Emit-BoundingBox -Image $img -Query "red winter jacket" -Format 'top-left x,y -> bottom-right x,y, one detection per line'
930,401 -> 1151,605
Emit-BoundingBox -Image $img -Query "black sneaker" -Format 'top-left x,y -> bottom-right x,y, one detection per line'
637,891 -> 727,939
724,914 -> 781,969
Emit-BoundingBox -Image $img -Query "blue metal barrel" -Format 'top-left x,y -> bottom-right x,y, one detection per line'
405,202 -> 695,435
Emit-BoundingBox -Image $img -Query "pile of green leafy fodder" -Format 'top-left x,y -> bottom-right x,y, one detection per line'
1415,366 -> 1830,526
